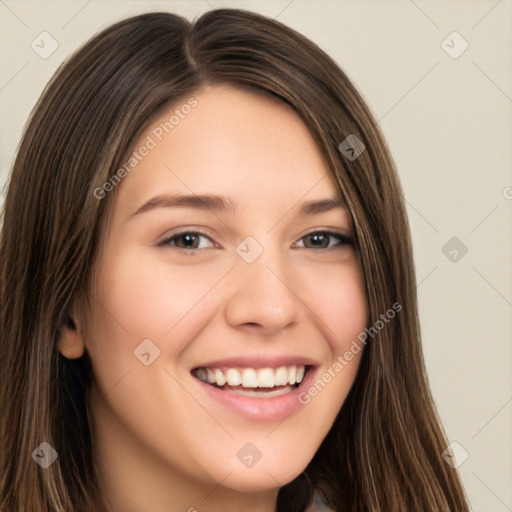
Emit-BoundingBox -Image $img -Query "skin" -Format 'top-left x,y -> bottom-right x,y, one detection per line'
59,84 -> 368,512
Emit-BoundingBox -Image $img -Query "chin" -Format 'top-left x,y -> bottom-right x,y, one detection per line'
209,454 -> 311,494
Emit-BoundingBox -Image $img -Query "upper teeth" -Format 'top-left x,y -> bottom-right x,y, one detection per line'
194,365 -> 306,388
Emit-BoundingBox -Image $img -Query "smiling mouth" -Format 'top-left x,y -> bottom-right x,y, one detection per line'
191,365 -> 310,397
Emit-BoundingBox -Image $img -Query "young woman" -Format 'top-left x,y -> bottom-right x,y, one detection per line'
0,9 -> 470,512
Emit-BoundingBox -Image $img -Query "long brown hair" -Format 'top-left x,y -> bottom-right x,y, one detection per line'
0,9 -> 470,511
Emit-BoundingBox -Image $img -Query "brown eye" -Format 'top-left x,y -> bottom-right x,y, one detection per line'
158,231 -> 215,251
296,231 -> 353,250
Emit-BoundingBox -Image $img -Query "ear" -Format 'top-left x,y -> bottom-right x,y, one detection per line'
57,314 -> 85,359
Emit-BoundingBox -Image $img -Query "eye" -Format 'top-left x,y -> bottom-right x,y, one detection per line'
293,230 -> 353,250
157,229 -> 352,253
158,230 -> 216,251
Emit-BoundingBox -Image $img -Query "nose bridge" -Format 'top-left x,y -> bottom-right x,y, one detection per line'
224,240 -> 306,331
226,240 -> 306,332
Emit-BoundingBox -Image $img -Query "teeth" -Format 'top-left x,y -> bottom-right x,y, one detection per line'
274,366 -> 288,386
226,368 -> 242,386
231,386 -> 294,397
257,368 -> 274,388
214,369 -> 226,386
205,368 -> 215,384
242,368 -> 258,388
194,365 -> 307,389
288,366 -> 297,385
296,365 -> 305,383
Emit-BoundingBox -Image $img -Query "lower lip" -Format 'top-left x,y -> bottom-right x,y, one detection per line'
192,367 -> 317,422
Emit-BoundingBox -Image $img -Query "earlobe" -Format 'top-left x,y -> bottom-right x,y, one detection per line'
58,316 -> 85,359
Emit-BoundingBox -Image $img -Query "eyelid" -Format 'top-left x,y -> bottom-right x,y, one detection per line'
157,227 -> 218,250
292,229 -> 353,249
157,227 -> 352,252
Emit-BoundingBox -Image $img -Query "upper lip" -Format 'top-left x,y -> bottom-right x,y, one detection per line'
192,355 -> 319,370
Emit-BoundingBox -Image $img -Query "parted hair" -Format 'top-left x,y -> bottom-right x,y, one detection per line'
0,9 -> 470,511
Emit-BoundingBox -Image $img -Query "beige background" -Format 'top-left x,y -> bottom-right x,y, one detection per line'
1,1 -> 511,510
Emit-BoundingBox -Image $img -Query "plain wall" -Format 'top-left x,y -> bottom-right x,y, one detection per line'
1,1 -> 511,510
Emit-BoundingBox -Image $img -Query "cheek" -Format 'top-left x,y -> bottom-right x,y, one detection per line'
297,261 -> 367,410
84,252 -> 235,480
254,263 -> 367,477
92,249 -> 227,344
305,259 -> 368,352
329,277 -> 367,351
84,249 -> 233,401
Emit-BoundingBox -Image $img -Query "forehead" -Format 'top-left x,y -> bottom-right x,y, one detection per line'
114,83 -> 340,217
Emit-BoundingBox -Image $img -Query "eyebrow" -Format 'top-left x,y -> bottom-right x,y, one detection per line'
131,194 -> 344,217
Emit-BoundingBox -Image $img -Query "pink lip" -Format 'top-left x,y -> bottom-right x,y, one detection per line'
192,365 -> 318,422
192,355 -> 319,370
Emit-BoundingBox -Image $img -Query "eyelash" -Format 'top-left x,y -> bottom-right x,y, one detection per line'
157,229 -> 353,253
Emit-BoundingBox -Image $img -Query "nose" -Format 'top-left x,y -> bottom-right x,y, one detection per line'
224,249 -> 307,334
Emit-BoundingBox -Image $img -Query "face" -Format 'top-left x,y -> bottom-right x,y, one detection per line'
80,84 -> 367,496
